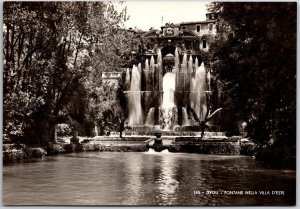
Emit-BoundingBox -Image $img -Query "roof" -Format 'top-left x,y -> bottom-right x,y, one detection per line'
161,23 -> 180,28
102,71 -> 121,73
180,20 -> 216,25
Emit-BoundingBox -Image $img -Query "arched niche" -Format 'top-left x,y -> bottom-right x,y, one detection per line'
161,45 -> 176,57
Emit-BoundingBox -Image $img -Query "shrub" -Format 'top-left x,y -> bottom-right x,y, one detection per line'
29,148 -> 47,158
47,143 -> 65,155
57,123 -> 72,136
240,142 -> 258,156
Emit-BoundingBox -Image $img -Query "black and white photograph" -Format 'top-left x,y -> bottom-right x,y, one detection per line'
2,1 -> 296,206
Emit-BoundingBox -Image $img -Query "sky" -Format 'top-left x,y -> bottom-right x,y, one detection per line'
116,1 -> 209,31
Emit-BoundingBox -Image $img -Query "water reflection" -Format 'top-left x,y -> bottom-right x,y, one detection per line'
156,155 -> 179,205
3,152 -> 296,206
124,155 -> 142,205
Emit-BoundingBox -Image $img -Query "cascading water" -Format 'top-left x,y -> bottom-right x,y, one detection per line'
174,52 -> 186,93
145,59 -> 149,71
128,48 -> 209,131
181,53 -> 187,71
161,71 -> 177,130
174,48 -> 179,71
150,56 -> 155,91
186,55 -> 193,93
146,49 -> 178,130
157,49 -> 163,92
162,73 -> 176,109
190,63 -> 207,121
150,56 -> 155,68
157,49 -> 162,66
145,59 -> 149,91
128,65 -> 143,126
181,108 -> 190,126
175,48 -> 181,92
207,70 -> 211,92
195,58 -> 199,71
188,55 -> 193,72
145,108 -> 155,126
144,56 -> 157,126
125,68 -> 131,90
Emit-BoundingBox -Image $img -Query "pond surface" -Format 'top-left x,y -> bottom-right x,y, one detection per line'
3,152 -> 296,206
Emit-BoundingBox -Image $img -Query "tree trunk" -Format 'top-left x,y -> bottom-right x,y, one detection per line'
54,123 -> 58,143
73,33 -> 83,67
94,124 -> 98,136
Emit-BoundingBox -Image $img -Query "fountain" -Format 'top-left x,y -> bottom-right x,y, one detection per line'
92,20 -> 243,155
161,71 -> 176,130
125,47 -> 212,132
91,19 -> 240,154
190,63 -> 207,121
128,65 -> 143,126
144,59 -> 150,91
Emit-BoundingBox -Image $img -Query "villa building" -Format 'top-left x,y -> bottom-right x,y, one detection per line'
101,12 -> 218,85
101,72 -> 122,87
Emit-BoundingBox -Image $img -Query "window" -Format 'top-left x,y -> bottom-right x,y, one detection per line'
182,26 -> 186,30
202,40 -> 207,49
209,23 -> 213,31
196,25 -> 200,32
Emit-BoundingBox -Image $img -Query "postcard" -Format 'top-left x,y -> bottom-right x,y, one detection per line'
3,1 -> 296,206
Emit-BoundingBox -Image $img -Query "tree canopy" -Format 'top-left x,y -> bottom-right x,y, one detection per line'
208,2 -> 296,147
3,2 -> 129,144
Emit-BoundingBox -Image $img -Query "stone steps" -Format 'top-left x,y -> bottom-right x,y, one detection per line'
120,131 -> 226,137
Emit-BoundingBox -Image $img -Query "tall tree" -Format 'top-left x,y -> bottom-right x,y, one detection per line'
3,2 -> 128,144
208,3 -> 296,147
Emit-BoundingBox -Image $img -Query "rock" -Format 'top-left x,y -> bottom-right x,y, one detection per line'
152,138 -> 164,152
47,143 -> 65,155
29,148 -> 47,158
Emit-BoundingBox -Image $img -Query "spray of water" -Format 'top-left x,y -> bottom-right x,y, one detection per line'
190,63 -> 207,121
127,50 -> 209,130
150,56 -> 155,91
157,49 -> 162,66
181,107 -> 190,126
207,70 -> 211,92
125,68 -> 131,90
174,48 -> 179,72
128,65 -> 143,125
181,53 -> 187,71
195,58 -> 199,70
188,55 -> 193,72
145,107 -> 155,126
161,71 -> 177,130
175,48 -> 180,92
150,56 -> 155,70
145,59 -> 150,91
145,59 -> 149,71
162,73 -> 176,108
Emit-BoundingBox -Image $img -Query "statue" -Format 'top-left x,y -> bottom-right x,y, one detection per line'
70,130 -> 80,144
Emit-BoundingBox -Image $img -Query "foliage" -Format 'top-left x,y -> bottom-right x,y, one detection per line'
3,2 -> 129,144
56,123 -> 72,136
88,82 -> 127,135
208,3 -> 296,147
